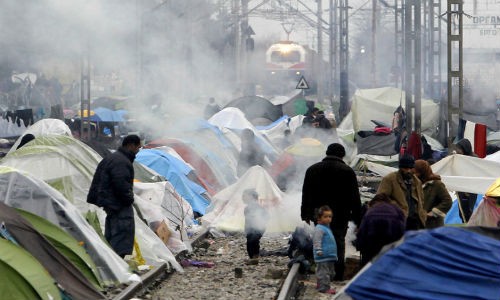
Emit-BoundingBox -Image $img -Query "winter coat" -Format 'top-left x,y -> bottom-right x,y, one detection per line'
422,179 -> 452,228
314,115 -> 332,129
313,224 -> 338,263
87,147 -> 136,211
301,155 -> 362,230
377,171 -> 427,227
237,140 -> 265,176
244,201 -> 268,234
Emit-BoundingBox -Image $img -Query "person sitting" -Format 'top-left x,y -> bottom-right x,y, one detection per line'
313,111 -> 332,129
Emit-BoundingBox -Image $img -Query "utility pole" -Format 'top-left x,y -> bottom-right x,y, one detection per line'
394,0 -> 404,89
233,0 -> 242,91
403,0 -> 422,134
241,0 -> 249,95
80,44 -> 91,141
338,0 -> 349,122
316,0 -> 324,104
371,0 -> 377,87
329,0 -> 337,106
423,0 -> 442,100
447,0 -> 464,149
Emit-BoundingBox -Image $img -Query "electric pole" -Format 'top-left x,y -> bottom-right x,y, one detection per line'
447,0 -> 464,149
371,0 -> 377,87
317,0 -> 324,104
338,0 -> 349,122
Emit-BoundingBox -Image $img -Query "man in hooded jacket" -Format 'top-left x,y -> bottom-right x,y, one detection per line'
87,134 -> 142,258
301,143 -> 362,280
377,154 -> 427,230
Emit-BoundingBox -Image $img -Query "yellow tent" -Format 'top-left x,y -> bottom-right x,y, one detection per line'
77,110 -> 95,117
485,178 -> 500,197
285,138 -> 326,157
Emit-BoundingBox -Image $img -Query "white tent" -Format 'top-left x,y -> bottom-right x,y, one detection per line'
1,135 -> 182,273
9,118 -> 72,153
365,154 -> 500,195
347,87 -> 439,134
208,107 -> 280,159
201,166 -> 302,233
0,166 -> 137,285
134,181 -> 195,254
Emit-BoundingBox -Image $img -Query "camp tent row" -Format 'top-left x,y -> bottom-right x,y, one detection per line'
2,86 -> 499,299
0,115 -> 305,298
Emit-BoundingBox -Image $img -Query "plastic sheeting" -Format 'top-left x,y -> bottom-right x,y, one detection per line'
134,181 -> 194,253
8,118 -> 72,153
136,149 -> 210,215
344,227 -> 500,300
468,197 -> 500,227
365,154 -> 500,195
347,87 -> 439,134
0,166 -> 134,285
208,107 -> 281,161
1,135 -> 182,274
0,117 -> 27,138
432,154 -> 500,194
201,166 -> 302,233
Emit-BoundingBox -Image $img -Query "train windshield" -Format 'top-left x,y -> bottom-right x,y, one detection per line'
270,50 -> 301,63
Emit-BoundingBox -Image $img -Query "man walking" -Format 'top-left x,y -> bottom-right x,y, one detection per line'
87,134 -> 142,258
301,143 -> 362,281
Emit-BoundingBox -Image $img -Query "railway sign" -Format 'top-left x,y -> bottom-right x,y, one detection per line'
296,76 -> 309,89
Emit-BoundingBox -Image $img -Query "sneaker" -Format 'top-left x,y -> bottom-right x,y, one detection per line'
319,288 -> 336,295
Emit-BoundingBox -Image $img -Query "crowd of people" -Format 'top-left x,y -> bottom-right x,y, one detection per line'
299,142 -> 460,294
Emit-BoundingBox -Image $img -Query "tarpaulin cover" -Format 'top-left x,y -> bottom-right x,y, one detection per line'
345,227 -> 500,300
136,149 -> 210,215
201,166 -> 301,232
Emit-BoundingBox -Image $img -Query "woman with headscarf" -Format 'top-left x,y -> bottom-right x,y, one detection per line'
413,159 -> 452,228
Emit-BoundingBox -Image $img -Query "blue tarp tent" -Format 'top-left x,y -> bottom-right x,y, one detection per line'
90,107 -> 127,122
135,149 -> 210,215
345,227 -> 500,300
445,194 -> 482,225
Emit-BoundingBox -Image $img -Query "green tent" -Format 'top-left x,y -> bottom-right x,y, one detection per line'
0,238 -> 62,300
17,209 -> 104,290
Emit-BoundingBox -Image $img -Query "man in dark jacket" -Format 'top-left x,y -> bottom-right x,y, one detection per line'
301,143 -> 362,280
87,134 -> 142,258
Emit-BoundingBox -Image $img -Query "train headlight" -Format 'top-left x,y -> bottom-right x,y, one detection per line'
296,71 -> 301,75
271,71 -> 276,75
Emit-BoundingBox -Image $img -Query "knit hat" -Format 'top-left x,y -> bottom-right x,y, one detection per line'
326,143 -> 346,158
399,154 -> 415,168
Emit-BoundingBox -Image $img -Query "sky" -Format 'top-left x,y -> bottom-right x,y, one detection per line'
1,0 -> 499,114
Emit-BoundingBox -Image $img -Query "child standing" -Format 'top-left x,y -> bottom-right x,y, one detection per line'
313,206 -> 337,294
243,189 -> 268,264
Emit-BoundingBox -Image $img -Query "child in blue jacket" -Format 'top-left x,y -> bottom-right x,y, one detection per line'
313,205 -> 338,294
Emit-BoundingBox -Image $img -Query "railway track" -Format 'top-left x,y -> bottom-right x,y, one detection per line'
110,229 -> 356,300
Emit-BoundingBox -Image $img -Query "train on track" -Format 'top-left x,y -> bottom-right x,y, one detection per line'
262,41 -> 326,95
